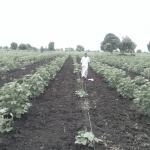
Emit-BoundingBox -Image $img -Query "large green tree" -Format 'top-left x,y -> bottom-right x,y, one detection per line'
18,43 -> 27,50
76,45 -> 84,51
0,46 -> 2,49
147,42 -> 150,52
101,33 -> 120,51
104,43 -> 113,53
11,42 -> 18,50
26,44 -> 32,50
119,36 -> 137,53
48,42 -> 55,51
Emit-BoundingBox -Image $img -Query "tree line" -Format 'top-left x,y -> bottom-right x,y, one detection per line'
2,35 -> 150,52
0,43 -> 37,50
101,33 -> 150,53
0,41 -> 86,52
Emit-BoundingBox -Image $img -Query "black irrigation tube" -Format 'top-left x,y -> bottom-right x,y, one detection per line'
77,71 -> 96,150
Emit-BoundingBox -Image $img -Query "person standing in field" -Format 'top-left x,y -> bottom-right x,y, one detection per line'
80,53 -> 90,79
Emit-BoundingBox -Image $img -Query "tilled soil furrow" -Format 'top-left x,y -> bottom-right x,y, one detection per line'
0,56 -> 93,150
81,59 -> 150,150
0,56 -> 60,88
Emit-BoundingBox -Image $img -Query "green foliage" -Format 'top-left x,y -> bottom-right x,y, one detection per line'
40,46 -> 44,53
76,89 -> 88,98
131,64 -> 143,74
147,42 -> 150,52
0,81 -> 32,118
75,126 -> 103,147
3,46 -> 8,49
11,42 -> 18,50
19,43 -> 27,50
134,76 -> 148,85
26,44 -> 32,50
103,67 -> 126,88
23,73 -> 48,98
137,49 -> 141,53
73,63 -> 80,74
72,54 -> 80,74
104,43 -> 113,53
82,102 -> 90,110
141,68 -> 150,79
0,110 -> 13,133
76,45 -> 84,51
77,78 -> 84,84
48,42 -> 55,51
116,77 -> 137,99
101,33 -> 120,51
0,54 -> 68,133
134,82 -> 150,115
119,36 -> 137,53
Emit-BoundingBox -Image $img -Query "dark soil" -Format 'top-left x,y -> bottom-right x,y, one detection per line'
77,57 -> 150,150
0,56 -> 60,88
0,56 -> 150,150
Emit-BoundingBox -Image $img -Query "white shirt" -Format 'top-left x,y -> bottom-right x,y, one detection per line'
81,56 -> 90,67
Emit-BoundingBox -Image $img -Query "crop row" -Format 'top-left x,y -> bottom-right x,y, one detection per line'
76,53 -> 150,117
0,54 -> 69,133
88,55 -> 150,117
71,54 -> 102,147
0,51 -> 63,74
92,53 -> 150,79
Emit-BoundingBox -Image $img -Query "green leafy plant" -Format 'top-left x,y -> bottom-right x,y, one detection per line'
134,82 -> 150,115
23,73 -> 48,98
131,64 -> 143,74
134,76 -> 148,85
116,77 -> 137,99
141,68 -> 150,80
83,102 -> 90,110
0,109 -> 13,133
0,81 -> 32,118
77,78 -> 84,84
73,63 -> 80,74
103,67 -> 126,88
76,89 -> 88,98
75,126 -> 103,147
0,54 -> 68,133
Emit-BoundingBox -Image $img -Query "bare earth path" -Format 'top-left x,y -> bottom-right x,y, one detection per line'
79,57 -> 150,150
0,56 -> 93,150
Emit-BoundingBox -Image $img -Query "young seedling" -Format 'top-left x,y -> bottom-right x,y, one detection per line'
73,63 -> 80,74
83,101 -> 90,110
77,78 -> 84,84
76,89 -> 88,98
75,126 -> 103,147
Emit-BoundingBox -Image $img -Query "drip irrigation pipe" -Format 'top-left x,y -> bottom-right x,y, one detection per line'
0,133 -> 7,144
77,70 -> 96,150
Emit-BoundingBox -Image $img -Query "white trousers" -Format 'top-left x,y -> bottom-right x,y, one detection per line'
81,65 -> 88,78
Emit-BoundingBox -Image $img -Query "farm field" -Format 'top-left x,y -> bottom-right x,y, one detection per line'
0,51 -> 150,150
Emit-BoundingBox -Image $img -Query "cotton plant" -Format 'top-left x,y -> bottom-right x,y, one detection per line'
76,89 -> 88,98
75,126 -> 103,147
0,108 -> 13,133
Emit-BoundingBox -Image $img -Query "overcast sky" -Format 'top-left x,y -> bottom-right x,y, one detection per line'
0,0 -> 150,51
